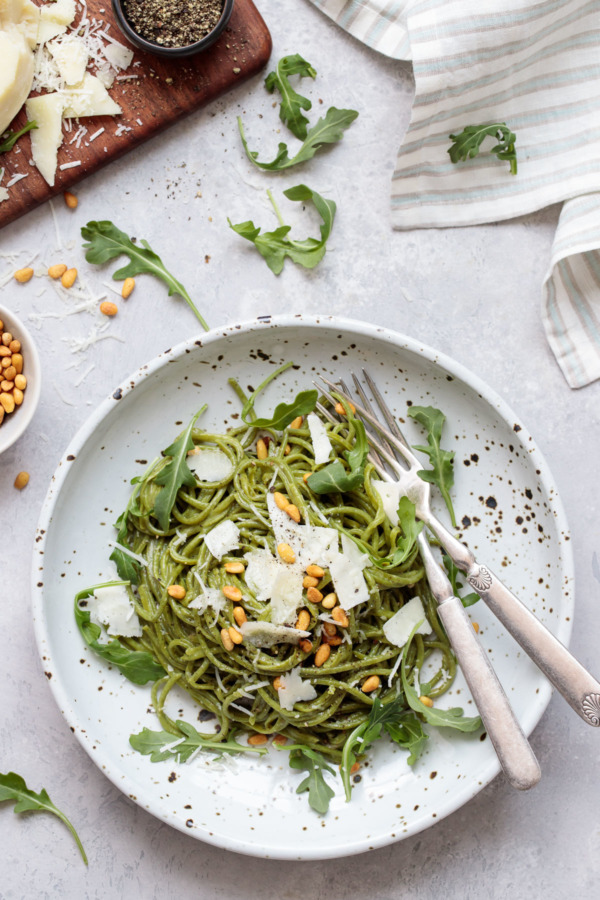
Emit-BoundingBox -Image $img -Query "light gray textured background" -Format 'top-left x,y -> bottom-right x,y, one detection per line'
1,1 -> 599,897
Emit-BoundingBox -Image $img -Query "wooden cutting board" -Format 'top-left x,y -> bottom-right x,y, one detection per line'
0,0 -> 271,229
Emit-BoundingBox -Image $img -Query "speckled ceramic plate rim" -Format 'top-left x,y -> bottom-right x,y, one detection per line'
31,314 -> 574,860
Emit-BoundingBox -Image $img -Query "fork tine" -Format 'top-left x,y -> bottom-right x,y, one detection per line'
361,369 -> 410,450
350,373 -> 401,474
317,375 -> 419,470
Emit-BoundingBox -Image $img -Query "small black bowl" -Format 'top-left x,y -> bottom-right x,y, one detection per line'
111,0 -> 235,59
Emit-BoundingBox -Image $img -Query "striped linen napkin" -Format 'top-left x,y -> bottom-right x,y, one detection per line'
309,0 -> 600,388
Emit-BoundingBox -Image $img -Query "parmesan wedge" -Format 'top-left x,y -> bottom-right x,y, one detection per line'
62,72 -> 121,117
26,91 -> 64,185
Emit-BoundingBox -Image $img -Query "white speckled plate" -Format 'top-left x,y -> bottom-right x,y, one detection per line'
32,316 -> 573,860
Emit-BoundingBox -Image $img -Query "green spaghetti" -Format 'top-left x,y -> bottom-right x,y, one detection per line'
76,379 -> 481,810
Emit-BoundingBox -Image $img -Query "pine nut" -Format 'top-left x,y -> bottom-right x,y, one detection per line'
1,381 -> 13,392
272,677 -> 283,690
322,622 -> 337,637
299,639 -> 313,653
323,633 -> 343,646
14,374 -> 26,390
335,400 -> 356,416
224,561 -> 245,574
48,264 -> 67,279
277,542 -> 296,564
0,346 -> 9,357
362,675 -> 380,693
306,565 -> 324,579
14,471 -> 29,490
61,268 -> 77,288
2,332 -> 12,345
314,644 -> 331,667
121,277 -> 135,299
167,585 -> 186,600
273,734 -> 287,745
295,609 -> 310,631
229,626 -> 243,645
332,607 -> 349,628
284,443 -> 291,455
350,762 -> 360,775
64,191 -> 78,209
303,472 -> 311,483
256,438 -> 268,460
221,628 -> 234,651
248,733 -> 268,746
100,301 -> 118,316
303,575 -> 319,589
4,366 -> 16,381
0,393 -> 15,414
306,586 -> 323,604
233,606 -> 247,626
419,695 -> 434,707
1,358 -> 9,368
223,584 -> 243,602
0,408 -> 4,425
289,416 -> 303,429
14,268 -> 33,284
273,491 -> 289,510
11,354 -> 23,374
321,593 -> 337,609
472,622 -> 480,634
285,503 -> 301,522
8,340 -> 20,353
12,388 -> 24,406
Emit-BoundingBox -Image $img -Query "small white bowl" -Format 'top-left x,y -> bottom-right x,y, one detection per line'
0,304 -> 41,454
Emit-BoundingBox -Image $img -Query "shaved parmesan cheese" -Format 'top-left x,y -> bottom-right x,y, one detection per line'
62,72 -> 121,117
330,552 -> 370,611
187,447 -> 234,483
188,586 -> 226,615
244,549 -> 281,602
382,596 -> 430,648
204,520 -> 240,560
266,491 -> 302,548
269,566 -> 304,625
372,479 -> 402,526
102,40 -> 133,71
0,31 -> 34,134
88,584 -> 142,637
293,524 -> 339,570
48,34 -> 88,86
37,0 -> 76,45
340,533 -> 370,570
307,413 -> 333,465
240,622 -> 310,649
26,92 -> 64,185
276,666 -> 317,711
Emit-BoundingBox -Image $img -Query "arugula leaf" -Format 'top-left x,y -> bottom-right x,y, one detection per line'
238,107 -> 359,171
228,184 -> 336,275
285,745 -> 337,814
237,361 -> 317,429
153,407 -> 206,531
401,627 -> 482,732
264,53 -> 316,140
448,122 -> 517,175
340,698 -> 427,800
110,476 -> 144,583
370,496 -> 423,568
74,583 -> 166,684
408,405 -> 457,528
442,553 -> 480,608
0,772 -> 87,864
0,121 -> 37,154
130,721 -> 268,762
81,221 -> 209,329
307,417 -> 368,494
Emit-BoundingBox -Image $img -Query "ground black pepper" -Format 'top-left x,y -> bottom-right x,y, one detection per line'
123,0 -> 224,48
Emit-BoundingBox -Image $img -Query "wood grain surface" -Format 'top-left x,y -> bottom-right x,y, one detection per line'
0,0 -> 271,230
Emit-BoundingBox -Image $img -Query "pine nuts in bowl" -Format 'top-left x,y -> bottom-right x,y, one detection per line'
0,305 -> 41,454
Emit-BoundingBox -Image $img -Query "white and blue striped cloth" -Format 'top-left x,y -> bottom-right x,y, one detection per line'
309,0 -> 600,388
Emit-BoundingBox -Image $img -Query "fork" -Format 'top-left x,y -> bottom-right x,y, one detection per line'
318,379 -> 541,789
318,371 -> 600,728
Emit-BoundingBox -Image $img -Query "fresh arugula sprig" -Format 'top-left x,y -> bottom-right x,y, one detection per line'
0,772 -> 87,864
110,475 -> 144,583
129,721 -> 268,762
228,184 -> 336,275
153,407 -> 206,531
74,582 -> 166,684
81,221 -> 209,329
369,496 -> 423,569
443,553 -> 480,608
401,625 -> 482,732
233,361 -> 317,429
0,121 -> 37,154
238,107 -> 359,172
264,54 -> 316,140
278,744 -> 337,814
448,122 -> 517,175
408,405 -> 457,528
340,699 -> 427,801
307,415 -> 368,494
